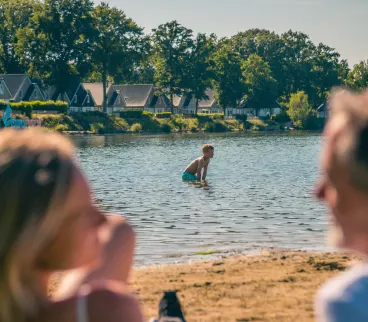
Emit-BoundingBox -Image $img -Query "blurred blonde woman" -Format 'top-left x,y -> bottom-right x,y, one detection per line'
0,128 -> 142,322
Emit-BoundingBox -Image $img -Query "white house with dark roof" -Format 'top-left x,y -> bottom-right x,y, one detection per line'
0,74 -> 46,102
197,89 -> 221,114
83,82 -> 126,114
46,80 -> 97,113
240,100 -> 282,117
110,84 -> 171,114
173,89 -> 222,114
111,84 -> 153,111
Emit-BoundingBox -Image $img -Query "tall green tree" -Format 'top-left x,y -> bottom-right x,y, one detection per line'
0,0 -> 39,73
345,60 -> 368,91
281,30 -> 316,99
185,33 -> 216,115
90,2 -> 147,112
242,54 -> 278,116
16,0 -> 94,96
152,21 -> 193,113
212,40 -> 245,116
231,29 -> 286,96
309,43 -> 348,106
286,91 -> 315,128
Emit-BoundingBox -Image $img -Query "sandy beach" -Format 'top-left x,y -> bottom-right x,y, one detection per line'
131,251 -> 357,322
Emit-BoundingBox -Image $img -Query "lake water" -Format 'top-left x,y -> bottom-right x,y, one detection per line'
73,132 -> 328,266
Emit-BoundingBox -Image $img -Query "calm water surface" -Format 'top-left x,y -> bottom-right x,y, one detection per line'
73,132 -> 328,266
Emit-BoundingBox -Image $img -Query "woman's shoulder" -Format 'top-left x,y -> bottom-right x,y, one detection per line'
40,282 -> 142,322
86,282 -> 143,322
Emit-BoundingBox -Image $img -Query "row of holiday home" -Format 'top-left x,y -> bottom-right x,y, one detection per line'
0,74 -> 283,117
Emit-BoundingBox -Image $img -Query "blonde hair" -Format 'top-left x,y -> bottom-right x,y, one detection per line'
0,129 -> 76,322
202,144 -> 214,153
329,88 -> 368,190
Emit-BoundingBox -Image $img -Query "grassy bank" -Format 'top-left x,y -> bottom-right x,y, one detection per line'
132,251 -> 356,322
34,111 -> 294,134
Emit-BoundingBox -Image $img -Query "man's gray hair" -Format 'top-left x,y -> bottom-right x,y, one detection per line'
329,88 -> 368,190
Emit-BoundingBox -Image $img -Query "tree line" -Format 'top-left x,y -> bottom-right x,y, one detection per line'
1,0 -> 368,116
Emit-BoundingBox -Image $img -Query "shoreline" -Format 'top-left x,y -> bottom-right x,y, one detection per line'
34,111 -> 325,135
134,246 -> 333,269
62,129 -> 322,136
131,250 -> 358,321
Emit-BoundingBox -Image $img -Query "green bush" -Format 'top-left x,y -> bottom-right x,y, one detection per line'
303,115 -> 324,130
235,114 -> 248,122
187,119 -> 199,132
171,116 -> 185,131
91,122 -> 105,134
130,123 -> 143,133
156,112 -> 172,119
270,112 -> 290,123
196,114 -> 212,123
120,110 -> 143,119
55,124 -> 68,132
142,110 -> 153,117
209,113 -> 225,120
0,100 -> 68,117
203,121 -> 228,133
160,121 -> 173,133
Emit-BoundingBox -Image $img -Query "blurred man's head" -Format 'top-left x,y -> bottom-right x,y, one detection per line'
316,89 -> 368,252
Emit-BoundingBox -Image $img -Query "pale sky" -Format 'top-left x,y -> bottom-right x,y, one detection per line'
103,0 -> 368,67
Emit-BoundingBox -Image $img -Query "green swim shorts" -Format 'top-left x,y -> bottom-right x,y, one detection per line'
182,172 -> 197,181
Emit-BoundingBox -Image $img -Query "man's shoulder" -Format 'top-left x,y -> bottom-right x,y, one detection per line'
316,263 -> 368,319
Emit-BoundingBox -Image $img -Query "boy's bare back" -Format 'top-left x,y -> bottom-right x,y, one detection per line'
184,156 -> 209,175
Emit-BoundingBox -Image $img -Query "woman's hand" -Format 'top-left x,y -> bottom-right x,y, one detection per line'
54,215 -> 136,299
89,215 -> 136,283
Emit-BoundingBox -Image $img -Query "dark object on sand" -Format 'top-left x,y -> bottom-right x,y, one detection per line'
158,291 -> 186,322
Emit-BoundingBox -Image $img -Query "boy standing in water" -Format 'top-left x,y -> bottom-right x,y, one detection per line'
182,144 -> 214,183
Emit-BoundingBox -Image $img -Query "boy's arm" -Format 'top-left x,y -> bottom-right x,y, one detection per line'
202,163 -> 209,180
196,159 -> 204,181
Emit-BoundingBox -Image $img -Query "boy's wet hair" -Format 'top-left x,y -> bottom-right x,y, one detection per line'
202,144 -> 214,153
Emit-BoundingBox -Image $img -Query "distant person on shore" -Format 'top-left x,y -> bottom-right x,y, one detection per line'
182,144 -> 214,184
0,129 -> 142,322
315,89 -> 368,321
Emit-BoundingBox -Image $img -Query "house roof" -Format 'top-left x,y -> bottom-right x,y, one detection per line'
172,95 -> 183,107
111,84 -> 153,107
109,90 -> 118,106
45,85 -> 58,101
66,79 -> 81,101
198,89 -> 216,108
161,95 -> 171,107
0,74 -> 28,98
149,94 -> 171,107
23,83 -> 36,101
82,83 -> 105,106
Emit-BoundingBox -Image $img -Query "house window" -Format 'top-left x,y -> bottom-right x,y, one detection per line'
86,95 -> 90,104
116,95 -> 120,104
19,89 -> 23,100
34,90 -> 38,99
73,95 -> 77,103
0,84 -> 3,95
